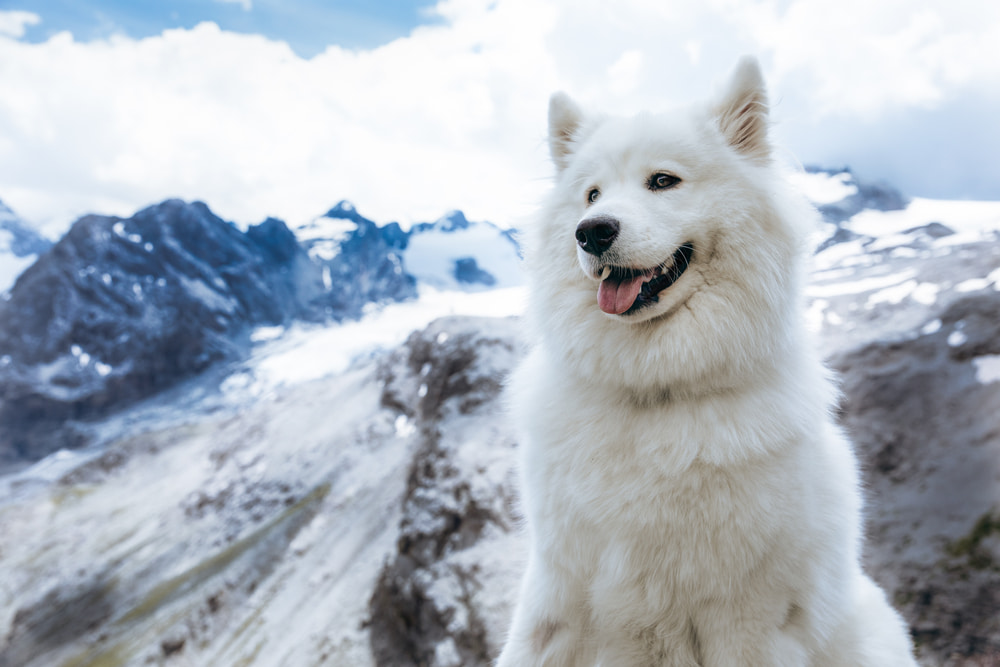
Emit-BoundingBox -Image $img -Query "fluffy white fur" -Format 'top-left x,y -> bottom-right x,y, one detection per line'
498,57 -> 917,666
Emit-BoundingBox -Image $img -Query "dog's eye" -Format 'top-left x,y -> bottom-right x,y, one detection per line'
649,173 -> 681,191
587,188 -> 601,204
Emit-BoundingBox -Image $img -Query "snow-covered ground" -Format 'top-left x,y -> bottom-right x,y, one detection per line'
802,172 -> 1000,354
224,285 -> 527,402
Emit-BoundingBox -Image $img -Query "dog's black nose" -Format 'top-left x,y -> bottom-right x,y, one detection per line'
575,216 -> 620,256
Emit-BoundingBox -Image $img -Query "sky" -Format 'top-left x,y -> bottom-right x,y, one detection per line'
0,0 -> 998,236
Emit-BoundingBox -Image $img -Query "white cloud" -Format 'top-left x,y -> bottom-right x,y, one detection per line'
0,3 -> 562,233
607,50 -> 644,96
741,0 -> 1000,118
0,0 -> 998,236
0,10 -> 40,38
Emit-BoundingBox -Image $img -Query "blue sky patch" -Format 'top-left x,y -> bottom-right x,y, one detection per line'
13,0 -> 442,56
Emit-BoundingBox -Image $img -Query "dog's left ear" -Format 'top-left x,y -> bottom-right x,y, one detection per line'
549,92 -> 585,172
713,56 -> 770,162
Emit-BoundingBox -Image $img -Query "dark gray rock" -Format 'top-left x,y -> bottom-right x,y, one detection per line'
832,292 -> 1000,665
370,317 -> 522,667
903,222 -> 955,239
815,225 -> 862,254
298,201 -> 417,319
453,257 -> 496,287
0,200 -> 313,460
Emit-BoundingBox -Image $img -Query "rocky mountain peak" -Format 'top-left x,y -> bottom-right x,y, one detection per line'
0,200 -> 314,460
806,165 -> 910,224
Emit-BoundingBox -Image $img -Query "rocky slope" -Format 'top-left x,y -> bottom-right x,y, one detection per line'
2,281 -> 998,665
369,317 -> 523,667
833,292 -> 1000,663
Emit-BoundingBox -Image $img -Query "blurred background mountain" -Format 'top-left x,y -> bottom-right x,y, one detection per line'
0,168 -> 997,666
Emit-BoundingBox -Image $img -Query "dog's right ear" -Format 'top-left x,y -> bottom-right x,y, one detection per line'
549,92 -> 585,172
712,56 -> 770,162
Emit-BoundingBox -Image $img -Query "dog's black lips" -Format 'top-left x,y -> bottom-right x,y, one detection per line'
614,242 -> 694,315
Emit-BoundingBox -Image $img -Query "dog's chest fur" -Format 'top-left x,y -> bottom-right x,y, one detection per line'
512,351 -> 825,619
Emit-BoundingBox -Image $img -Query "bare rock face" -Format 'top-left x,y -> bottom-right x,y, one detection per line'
298,201 -> 417,318
368,316 -> 524,667
0,201 -> 311,460
833,291 -> 1000,665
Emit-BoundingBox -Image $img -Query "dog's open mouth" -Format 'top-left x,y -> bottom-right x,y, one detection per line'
597,243 -> 694,315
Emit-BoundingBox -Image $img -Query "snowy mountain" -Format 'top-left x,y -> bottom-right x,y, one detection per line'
0,198 -> 518,462
292,204 -> 521,293
0,200 -> 319,461
1,171 -> 999,666
404,210 -> 521,290
291,200 -> 415,317
0,199 -> 51,293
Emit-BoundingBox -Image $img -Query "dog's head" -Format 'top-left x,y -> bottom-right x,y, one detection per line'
523,57 -> 816,396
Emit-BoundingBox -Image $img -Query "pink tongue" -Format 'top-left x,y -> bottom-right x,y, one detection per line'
598,275 -> 646,314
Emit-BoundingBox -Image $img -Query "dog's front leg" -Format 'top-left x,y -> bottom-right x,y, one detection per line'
496,558 -> 592,667
691,598 -> 811,667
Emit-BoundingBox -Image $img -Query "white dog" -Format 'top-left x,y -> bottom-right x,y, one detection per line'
498,57 -> 917,666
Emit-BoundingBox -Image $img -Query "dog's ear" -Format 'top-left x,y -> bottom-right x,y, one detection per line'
549,92 -> 585,172
712,56 -> 770,162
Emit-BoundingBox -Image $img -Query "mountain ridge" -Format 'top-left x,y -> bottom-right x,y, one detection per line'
0,197 -> 519,461
1,168 -> 999,665
0,166 -> 977,462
